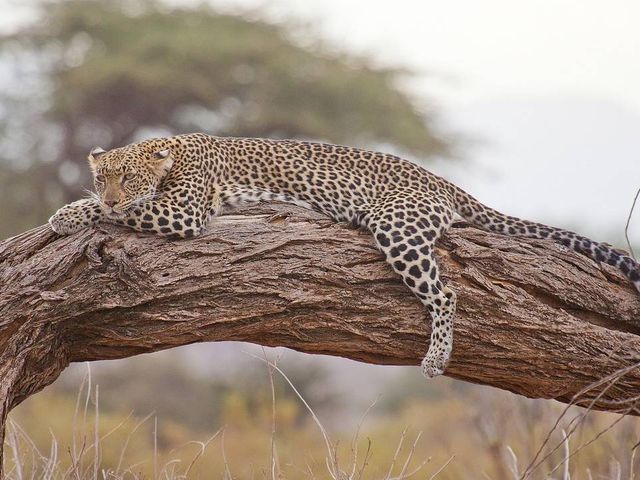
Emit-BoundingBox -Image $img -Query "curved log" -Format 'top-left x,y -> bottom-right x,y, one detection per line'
1,203 -> 639,465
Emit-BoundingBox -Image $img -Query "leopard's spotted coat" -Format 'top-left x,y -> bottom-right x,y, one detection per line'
49,133 -> 640,377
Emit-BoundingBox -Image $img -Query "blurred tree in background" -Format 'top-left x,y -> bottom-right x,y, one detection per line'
0,0 -> 453,239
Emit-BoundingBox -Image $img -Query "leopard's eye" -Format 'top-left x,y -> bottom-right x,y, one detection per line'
123,173 -> 135,182
95,174 -> 106,183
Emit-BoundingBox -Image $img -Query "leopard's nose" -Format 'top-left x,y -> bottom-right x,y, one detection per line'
104,200 -> 118,208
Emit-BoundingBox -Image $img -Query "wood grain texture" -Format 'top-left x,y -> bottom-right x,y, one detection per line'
1,203 -> 639,467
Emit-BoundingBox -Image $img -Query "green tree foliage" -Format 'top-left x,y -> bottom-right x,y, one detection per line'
0,0 -> 454,239
40,0 -> 448,152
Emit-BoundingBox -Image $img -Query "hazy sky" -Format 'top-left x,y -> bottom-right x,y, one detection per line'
212,0 -> 640,109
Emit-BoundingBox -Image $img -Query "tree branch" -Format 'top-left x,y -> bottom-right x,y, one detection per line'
1,204 -> 639,464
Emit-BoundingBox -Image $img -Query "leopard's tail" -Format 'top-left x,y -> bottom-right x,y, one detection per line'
447,183 -> 640,294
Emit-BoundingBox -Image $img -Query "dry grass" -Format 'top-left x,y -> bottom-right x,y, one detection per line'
248,350 -> 444,480
4,360 -> 639,479
4,360 -> 453,480
519,362 -> 640,479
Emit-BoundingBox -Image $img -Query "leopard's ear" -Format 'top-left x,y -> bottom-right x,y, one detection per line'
88,147 -> 107,169
150,148 -> 174,178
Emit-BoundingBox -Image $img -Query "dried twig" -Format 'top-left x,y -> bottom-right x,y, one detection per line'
428,455 -> 455,480
262,347 -> 281,480
349,396 -> 378,479
624,185 -> 640,260
522,362 -> 640,478
182,429 -> 223,478
245,351 -> 338,478
385,428 -> 407,480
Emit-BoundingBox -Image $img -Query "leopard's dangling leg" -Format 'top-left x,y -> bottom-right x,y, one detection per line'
368,191 -> 456,378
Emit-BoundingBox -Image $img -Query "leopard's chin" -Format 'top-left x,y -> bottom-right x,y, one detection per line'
104,209 -> 128,220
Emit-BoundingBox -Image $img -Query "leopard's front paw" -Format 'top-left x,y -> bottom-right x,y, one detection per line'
48,211 -> 86,235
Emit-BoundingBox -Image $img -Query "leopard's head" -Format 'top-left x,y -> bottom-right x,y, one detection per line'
88,141 -> 174,219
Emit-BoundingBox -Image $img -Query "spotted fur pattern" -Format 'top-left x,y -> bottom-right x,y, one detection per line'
49,133 -> 640,377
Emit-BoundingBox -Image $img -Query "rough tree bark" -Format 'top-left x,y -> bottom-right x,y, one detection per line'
1,204 -> 640,466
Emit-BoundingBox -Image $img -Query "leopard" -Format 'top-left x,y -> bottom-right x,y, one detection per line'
49,133 -> 640,378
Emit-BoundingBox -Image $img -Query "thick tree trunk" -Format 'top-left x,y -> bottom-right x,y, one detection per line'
1,204 -> 639,467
